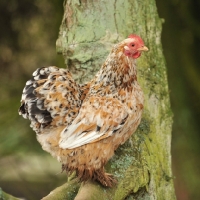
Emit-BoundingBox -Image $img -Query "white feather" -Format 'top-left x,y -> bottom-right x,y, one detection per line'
124,46 -> 130,50
26,80 -> 33,85
32,69 -> 39,76
59,128 -> 106,149
96,114 -> 103,127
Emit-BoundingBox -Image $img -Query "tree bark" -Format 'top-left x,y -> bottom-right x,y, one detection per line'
44,0 -> 176,199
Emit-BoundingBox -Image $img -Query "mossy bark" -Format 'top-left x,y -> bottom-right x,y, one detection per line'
43,0 -> 176,199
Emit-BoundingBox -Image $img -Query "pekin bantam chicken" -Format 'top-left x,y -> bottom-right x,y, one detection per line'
19,34 -> 148,187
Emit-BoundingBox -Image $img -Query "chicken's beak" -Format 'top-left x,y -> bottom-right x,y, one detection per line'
137,46 -> 149,52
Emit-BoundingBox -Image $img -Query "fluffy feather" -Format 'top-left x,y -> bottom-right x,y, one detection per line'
19,34 -> 148,187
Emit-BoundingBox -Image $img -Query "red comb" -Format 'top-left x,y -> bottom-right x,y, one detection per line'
128,34 -> 144,44
128,34 -> 139,38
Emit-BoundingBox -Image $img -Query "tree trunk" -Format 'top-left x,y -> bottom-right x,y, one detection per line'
43,0 -> 176,199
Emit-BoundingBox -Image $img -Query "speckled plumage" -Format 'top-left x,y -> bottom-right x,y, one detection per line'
19,35 -> 148,187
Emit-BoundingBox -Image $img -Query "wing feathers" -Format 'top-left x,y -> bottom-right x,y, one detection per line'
59,96 -> 129,149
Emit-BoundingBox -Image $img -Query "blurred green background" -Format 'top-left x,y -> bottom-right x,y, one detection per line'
0,0 -> 199,199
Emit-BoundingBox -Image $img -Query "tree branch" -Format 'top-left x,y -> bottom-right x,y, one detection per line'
0,188 -> 22,200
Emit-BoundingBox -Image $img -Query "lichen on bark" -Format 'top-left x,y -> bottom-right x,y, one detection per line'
43,0 -> 176,199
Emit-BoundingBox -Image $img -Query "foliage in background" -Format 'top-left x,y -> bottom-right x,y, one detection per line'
0,0 -> 64,155
157,0 -> 200,199
0,1 -> 65,199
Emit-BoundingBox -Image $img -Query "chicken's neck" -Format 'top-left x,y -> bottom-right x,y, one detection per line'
96,51 -> 137,89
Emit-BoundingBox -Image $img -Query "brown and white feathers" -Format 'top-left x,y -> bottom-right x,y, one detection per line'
19,34 -> 148,187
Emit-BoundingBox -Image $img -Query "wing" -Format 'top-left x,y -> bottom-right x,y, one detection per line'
19,66 -> 83,133
59,96 -> 129,149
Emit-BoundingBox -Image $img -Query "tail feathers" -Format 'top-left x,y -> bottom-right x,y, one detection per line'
19,67 -> 62,132
19,66 -> 84,133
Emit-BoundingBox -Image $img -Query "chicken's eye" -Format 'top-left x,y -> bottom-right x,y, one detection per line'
131,43 -> 135,47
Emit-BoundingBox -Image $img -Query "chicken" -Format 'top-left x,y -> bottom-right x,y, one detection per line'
19,34 -> 148,187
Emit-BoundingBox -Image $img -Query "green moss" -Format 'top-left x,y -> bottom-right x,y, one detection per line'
42,180 -> 80,200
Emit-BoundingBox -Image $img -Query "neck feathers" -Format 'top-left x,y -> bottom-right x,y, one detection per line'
97,44 -> 137,88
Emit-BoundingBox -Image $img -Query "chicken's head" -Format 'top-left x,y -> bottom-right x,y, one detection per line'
124,34 -> 148,59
